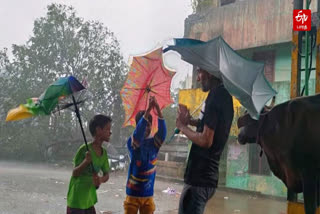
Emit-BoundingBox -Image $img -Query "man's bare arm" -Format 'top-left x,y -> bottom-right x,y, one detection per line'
179,124 -> 214,148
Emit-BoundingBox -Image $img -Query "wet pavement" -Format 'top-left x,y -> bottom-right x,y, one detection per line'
0,161 -> 286,214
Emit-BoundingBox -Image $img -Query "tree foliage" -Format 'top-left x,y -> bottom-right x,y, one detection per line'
190,0 -> 213,13
0,4 -> 129,161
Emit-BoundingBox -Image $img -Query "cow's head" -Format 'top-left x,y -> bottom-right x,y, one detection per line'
237,97 -> 276,145
237,112 -> 259,144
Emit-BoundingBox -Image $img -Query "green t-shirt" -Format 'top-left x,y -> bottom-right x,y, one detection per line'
67,143 -> 110,209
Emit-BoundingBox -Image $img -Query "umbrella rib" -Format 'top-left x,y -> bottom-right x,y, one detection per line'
126,60 -> 158,92
122,87 -> 146,90
134,57 -> 149,75
145,91 -> 149,110
123,67 -> 160,91
124,87 -> 149,125
77,89 -> 87,102
145,67 -> 160,91
149,90 -> 170,100
149,80 -> 170,88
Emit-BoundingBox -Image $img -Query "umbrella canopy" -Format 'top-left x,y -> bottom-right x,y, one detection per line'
6,76 -> 98,178
164,36 -> 277,119
6,76 -> 85,121
121,48 -> 175,131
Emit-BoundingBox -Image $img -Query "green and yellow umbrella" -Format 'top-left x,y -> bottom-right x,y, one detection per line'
6,76 -> 85,121
6,75 -> 99,183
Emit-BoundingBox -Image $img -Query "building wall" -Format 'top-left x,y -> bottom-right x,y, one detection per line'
226,139 -> 287,197
237,42 -> 317,94
186,0 -> 318,50
274,44 -> 292,81
237,43 -> 293,82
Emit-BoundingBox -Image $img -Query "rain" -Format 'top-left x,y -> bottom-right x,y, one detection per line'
0,0 -> 318,214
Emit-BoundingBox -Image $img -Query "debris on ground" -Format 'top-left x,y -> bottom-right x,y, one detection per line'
162,187 -> 176,195
97,190 -> 109,194
100,211 -> 113,214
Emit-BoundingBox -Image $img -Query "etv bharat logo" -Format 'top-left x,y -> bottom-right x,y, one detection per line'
293,10 -> 311,31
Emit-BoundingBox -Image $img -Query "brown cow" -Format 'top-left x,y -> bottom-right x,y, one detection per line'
237,95 -> 320,214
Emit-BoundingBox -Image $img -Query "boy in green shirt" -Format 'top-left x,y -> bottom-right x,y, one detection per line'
67,114 -> 112,214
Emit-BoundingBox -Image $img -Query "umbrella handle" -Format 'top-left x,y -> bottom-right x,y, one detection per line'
166,101 -> 204,144
166,128 -> 180,144
72,95 -> 99,189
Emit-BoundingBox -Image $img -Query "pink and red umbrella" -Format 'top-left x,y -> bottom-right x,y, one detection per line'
121,48 -> 175,132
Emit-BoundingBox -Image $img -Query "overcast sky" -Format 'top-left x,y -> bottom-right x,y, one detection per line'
0,0 -> 193,88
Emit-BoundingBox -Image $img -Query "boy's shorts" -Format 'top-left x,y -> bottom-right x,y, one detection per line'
123,195 -> 155,214
66,206 -> 96,214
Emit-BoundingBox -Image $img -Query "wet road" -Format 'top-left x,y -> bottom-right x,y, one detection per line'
0,161 -> 286,214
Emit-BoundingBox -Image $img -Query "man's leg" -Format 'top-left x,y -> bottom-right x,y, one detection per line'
178,184 -> 216,214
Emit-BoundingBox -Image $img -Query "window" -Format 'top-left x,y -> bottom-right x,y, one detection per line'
221,0 -> 236,6
252,50 -> 276,82
248,144 -> 271,176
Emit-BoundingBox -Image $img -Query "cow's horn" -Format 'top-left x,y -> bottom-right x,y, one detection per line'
266,96 -> 276,109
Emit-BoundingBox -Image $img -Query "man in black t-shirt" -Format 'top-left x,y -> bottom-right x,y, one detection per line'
176,68 -> 234,214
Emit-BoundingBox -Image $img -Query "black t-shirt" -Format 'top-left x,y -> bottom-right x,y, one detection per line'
184,85 -> 234,187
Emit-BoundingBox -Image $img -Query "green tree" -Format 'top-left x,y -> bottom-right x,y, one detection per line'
190,0 -> 213,13
0,4 -> 128,161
